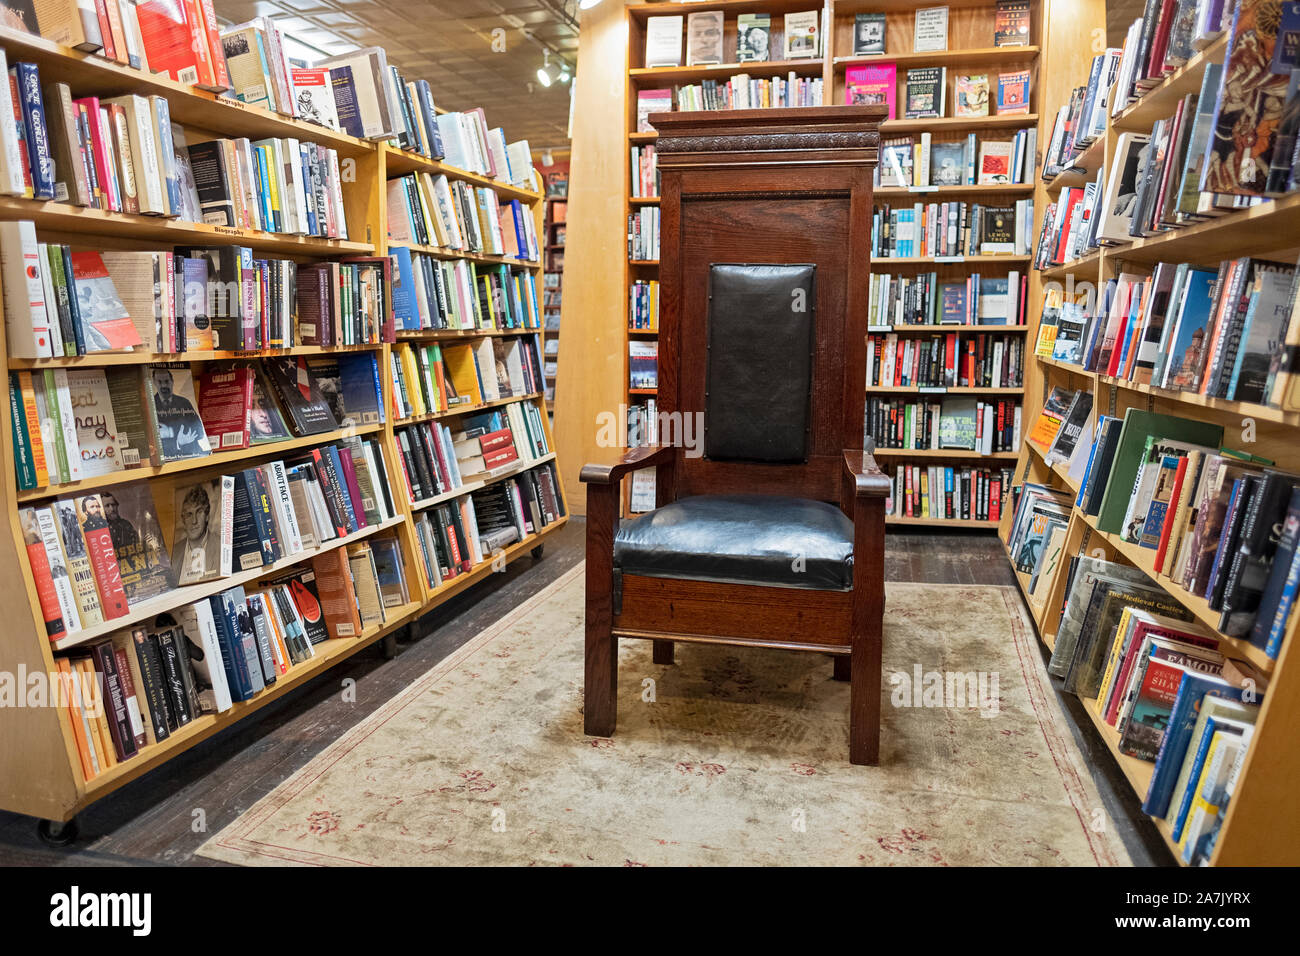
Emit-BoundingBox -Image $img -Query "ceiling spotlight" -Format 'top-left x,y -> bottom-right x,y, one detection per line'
558,64 -> 571,83
537,51 -> 553,88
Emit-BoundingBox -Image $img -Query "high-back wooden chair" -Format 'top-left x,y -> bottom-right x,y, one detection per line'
581,106 -> 890,764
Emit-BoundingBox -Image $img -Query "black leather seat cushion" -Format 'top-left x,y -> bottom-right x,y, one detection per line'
613,494 -> 853,591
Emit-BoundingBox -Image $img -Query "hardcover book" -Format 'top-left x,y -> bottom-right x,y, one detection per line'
685,11 -> 723,67
68,251 -> 143,352
913,6 -> 949,53
954,74 -> 990,117
994,0 -> 1032,47
145,363 -> 211,462
263,356 -> 341,436
997,69 -> 1031,114
783,10 -> 821,60
905,67 -> 946,119
644,15 -> 684,69
65,367 -> 127,478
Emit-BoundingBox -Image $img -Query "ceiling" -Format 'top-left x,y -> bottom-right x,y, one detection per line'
218,0 -> 581,148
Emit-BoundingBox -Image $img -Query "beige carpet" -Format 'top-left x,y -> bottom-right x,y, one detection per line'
199,564 -> 1130,866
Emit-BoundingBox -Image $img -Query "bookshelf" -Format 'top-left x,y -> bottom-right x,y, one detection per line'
1001,5 -> 1300,866
620,0 -> 1044,523
0,24 -> 567,832
539,158 -> 568,421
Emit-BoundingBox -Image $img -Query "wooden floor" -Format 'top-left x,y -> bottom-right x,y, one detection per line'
0,523 -> 1170,866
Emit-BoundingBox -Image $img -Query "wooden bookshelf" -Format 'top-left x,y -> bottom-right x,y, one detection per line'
619,0 -> 1043,521
1002,8 -> 1300,866
0,29 -> 568,831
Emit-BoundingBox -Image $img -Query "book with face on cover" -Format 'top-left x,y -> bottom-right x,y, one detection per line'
685,11 -> 723,66
262,356 -> 340,437
100,481 -> 173,605
736,14 -> 772,63
144,362 -> 211,463
172,477 -> 234,585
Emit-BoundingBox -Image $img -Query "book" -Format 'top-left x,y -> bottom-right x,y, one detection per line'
172,477 -> 233,585
995,0 -> 1032,47
783,10 -> 821,60
644,15 -> 684,69
102,482 -> 173,605
736,14 -> 772,63
262,356 -> 340,436
845,63 -> 897,119
914,6 -> 948,53
905,67 -> 946,120
68,251 -> 143,352
853,13 -> 886,55
954,74 -> 990,117
144,362 -> 210,462
685,11 -> 723,67
997,70 -> 1031,114
290,67 -> 340,132
978,141 -> 1014,185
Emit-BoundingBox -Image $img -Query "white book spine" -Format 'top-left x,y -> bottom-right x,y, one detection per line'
34,506 -> 82,634
0,49 -> 26,195
0,220 -> 53,358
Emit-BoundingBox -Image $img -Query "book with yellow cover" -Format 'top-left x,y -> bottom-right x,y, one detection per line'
442,343 -> 483,406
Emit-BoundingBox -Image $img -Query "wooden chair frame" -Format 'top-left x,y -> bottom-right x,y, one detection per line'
581,107 -> 890,764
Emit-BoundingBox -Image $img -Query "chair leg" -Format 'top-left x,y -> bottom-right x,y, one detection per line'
652,640 -> 675,665
832,655 -> 851,681
849,632 -> 882,766
585,619 -> 617,737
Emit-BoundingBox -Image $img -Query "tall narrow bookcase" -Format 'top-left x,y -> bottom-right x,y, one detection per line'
0,25 -> 566,830
1001,14 -> 1300,865
622,0 -> 1044,520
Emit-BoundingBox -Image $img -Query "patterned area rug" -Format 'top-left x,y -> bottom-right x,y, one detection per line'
199,564 -> 1130,866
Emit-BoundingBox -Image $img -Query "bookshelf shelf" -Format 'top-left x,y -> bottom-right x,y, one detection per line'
833,45 -> 1039,69
409,453 -> 558,511
381,144 -> 543,203
50,515 -> 407,653
879,323 -> 1029,333
885,515 -> 1001,529
398,241 -> 541,270
871,448 -> 1019,460
866,385 -> 1023,395
874,254 -> 1033,267
630,59 -> 824,84
15,424 -> 384,504
875,183 -> 1034,199
0,23 -> 569,826
7,343 -> 383,370
0,27 -> 373,157
881,113 -> 1038,134
629,197 -> 661,205
1112,34 -> 1230,134
1005,5 -> 1300,866
396,327 -> 539,342
0,196 -> 375,257
394,392 -> 544,427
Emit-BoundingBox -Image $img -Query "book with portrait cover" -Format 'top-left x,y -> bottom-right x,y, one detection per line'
736,14 -> 771,63
250,364 -> 291,443
172,477 -> 234,585
102,482 -> 173,605
144,362 -> 211,463
72,493 -> 129,619
685,11 -> 723,66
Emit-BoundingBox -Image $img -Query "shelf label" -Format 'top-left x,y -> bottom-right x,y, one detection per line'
934,255 -> 965,262
909,185 -> 939,193
867,324 -> 893,333
918,386 -> 948,394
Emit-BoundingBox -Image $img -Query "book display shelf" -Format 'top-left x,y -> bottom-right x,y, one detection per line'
1001,2 -> 1300,865
0,25 -> 566,832
623,0 -> 1043,523
541,163 -> 568,420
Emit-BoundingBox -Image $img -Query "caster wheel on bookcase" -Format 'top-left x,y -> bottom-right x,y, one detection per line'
531,544 -> 545,560
37,817 -> 78,847
381,633 -> 398,660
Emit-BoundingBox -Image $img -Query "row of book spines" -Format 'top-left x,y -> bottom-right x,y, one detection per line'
867,398 -> 1022,453
1039,47 -> 1120,180
388,173 -> 539,260
878,129 -> 1037,189
391,251 -> 540,335
1057,258 -> 1295,408
393,404 -> 549,505
409,461 -> 564,591
628,206 -> 660,260
869,271 -> 1029,328
56,532 -> 404,782
867,332 -> 1025,389
871,199 -> 1033,258
629,281 -> 660,330
630,145 -> 659,198
390,338 -> 544,419
672,76 -> 824,113
886,464 -> 1012,522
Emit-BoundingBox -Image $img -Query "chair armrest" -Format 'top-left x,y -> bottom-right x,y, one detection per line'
843,450 -> 891,498
581,445 -> 675,486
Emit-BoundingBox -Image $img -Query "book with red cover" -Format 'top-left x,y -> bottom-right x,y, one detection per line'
90,640 -> 137,761
72,493 -> 129,619
1105,621 -> 1218,725
134,0 -> 200,86
483,443 -> 518,470
197,364 -> 255,450
19,509 -> 67,641
69,251 -> 144,351
1051,187 -> 1083,265
192,0 -> 231,91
